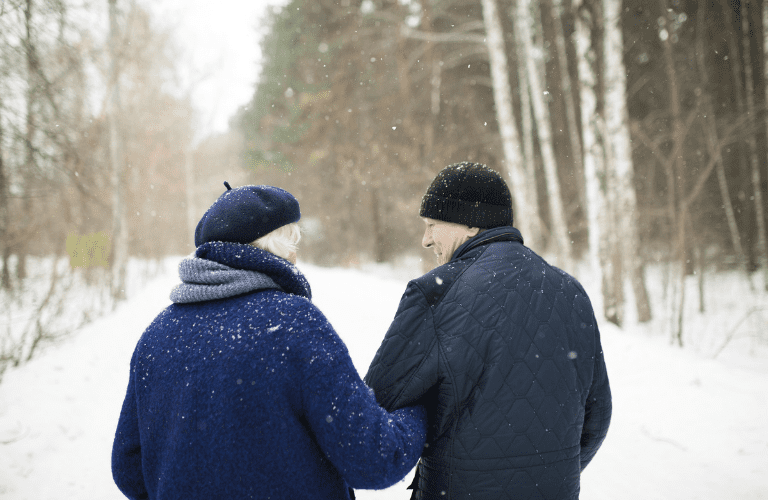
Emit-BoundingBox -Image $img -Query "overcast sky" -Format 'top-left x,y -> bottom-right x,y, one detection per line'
143,0 -> 286,138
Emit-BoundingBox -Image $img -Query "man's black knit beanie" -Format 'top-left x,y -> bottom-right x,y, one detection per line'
419,162 -> 513,228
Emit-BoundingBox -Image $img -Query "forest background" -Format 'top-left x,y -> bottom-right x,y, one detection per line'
1,0 -> 767,379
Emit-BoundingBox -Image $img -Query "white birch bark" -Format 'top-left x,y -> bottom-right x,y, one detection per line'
513,0 -> 541,250
480,0 -> 532,241
574,0 -> 606,312
604,0 -> 651,322
517,0 -> 573,269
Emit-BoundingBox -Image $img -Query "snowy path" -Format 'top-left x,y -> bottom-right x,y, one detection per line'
0,262 -> 766,499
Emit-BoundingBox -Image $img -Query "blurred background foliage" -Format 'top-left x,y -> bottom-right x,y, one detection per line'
1,0 -> 768,377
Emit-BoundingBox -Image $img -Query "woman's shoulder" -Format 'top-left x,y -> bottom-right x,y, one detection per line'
258,291 -> 336,336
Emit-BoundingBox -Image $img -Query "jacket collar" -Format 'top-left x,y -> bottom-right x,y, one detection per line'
195,241 -> 312,299
453,226 -> 524,261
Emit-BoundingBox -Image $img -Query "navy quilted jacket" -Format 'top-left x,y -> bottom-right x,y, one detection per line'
364,227 -> 611,500
112,242 -> 426,500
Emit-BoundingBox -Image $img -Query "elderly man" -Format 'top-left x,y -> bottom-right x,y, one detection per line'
365,162 -> 611,500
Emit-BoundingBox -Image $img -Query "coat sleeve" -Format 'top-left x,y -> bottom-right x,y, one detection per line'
112,355 -> 149,500
298,304 -> 427,490
580,324 -> 612,470
364,282 -> 439,411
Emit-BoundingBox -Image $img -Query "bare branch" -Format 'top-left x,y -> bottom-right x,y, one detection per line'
401,25 -> 486,44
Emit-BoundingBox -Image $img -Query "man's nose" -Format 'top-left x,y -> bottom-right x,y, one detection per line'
422,228 -> 432,248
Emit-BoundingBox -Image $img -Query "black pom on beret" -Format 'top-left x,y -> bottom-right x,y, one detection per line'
194,183 -> 301,247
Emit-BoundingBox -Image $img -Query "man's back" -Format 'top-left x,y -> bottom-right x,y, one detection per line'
365,227 -> 611,499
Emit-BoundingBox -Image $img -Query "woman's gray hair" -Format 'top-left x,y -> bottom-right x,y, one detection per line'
249,222 -> 301,261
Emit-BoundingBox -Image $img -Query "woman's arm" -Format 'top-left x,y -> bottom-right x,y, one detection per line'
297,303 -> 427,490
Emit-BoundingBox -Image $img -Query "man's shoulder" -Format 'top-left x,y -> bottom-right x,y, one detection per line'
460,240 -> 593,304
412,256 -> 476,307
410,238 -> 519,307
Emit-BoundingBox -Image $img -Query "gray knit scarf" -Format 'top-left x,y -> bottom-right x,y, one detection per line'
170,256 -> 281,304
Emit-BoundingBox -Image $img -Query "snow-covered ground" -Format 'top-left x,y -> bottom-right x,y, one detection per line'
0,259 -> 767,499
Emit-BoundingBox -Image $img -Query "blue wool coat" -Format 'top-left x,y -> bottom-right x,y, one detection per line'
365,227 -> 611,500
112,242 -> 426,500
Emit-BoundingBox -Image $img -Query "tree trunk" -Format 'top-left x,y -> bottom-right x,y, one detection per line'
574,0 -> 606,315
696,0 -> 748,276
371,186 -> 387,263
512,0 -> 541,250
576,0 -> 623,325
480,0 -> 532,242
741,0 -> 768,290
517,0 -> 573,270
658,0 -> 687,345
551,0 -> 586,214
20,0 -> 38,283
604,0 -> 651,323
421,0 -> 439,164
720,0 -> 755,267
183,142 -> 196,242
109,0 -> 128,301
0,93 -> 8,290
762,0 -> 768,281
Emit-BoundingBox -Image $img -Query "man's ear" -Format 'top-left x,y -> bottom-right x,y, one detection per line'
467,227 -> 481,237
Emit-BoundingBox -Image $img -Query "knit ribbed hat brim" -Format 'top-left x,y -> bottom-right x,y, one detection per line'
420,194 -> 512,228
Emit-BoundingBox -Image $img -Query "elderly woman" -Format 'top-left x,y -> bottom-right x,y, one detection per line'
112,183 -> 426,500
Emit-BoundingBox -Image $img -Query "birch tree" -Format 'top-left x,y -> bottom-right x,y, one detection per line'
511,0 -> 542,251
480,0 -> 533,244
517,0 -> 573,270
604,0 -> 651,323
574,0 -> 607,316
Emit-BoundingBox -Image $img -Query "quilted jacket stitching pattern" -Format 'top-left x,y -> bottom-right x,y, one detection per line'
365,227 -> 611,500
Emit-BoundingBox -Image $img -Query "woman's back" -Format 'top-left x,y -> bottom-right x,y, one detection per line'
113,242 -> 426,500
129,289 -> 354,499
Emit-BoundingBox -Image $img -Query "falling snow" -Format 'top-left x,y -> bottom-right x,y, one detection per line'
0,260 -> 765,499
